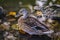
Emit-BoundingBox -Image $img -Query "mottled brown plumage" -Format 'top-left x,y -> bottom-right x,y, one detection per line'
18,16 -> 49,35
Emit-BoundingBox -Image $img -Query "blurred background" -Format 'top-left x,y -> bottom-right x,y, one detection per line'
0,0 -> 60,11
0,0 -> 60,40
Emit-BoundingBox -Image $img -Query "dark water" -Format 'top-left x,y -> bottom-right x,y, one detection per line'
28,35 -> 52,40
20,33 -> 52,40
0,29 -> 52,40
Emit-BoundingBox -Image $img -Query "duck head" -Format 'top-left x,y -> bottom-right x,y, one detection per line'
19,8 -> 28,19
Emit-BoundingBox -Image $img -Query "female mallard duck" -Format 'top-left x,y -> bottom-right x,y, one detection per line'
18,8 -> 53,36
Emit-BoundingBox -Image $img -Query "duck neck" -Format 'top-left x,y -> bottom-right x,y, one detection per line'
22,13 -> 28,19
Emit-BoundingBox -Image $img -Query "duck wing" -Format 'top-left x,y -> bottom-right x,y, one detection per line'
18,16 -> 49,35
